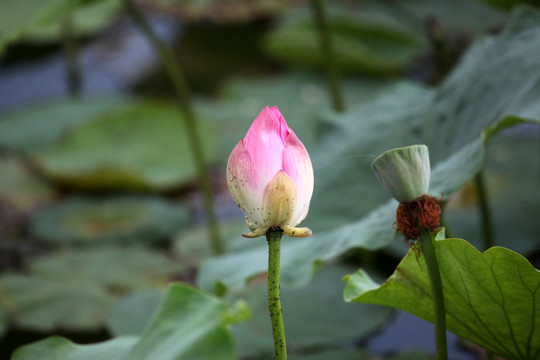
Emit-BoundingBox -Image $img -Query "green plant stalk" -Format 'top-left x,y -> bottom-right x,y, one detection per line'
267,230 -> 287,360
62,15 -> 81,97
425,16 -> 452,76
475,171 -> 496,360
474,171 -> 495,250
420,230 -> 448,360
310,0 -> 345,113
123,0 -> 224,255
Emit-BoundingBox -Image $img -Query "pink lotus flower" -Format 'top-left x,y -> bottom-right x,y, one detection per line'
227,106 -> 314,238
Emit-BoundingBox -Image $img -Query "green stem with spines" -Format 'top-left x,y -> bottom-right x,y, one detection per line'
420,230 -> 448,360
123,0 -> 224,255
311,0 -> 345,113
267,230 -> 287,360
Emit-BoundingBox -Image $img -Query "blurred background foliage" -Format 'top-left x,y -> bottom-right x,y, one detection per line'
0,0 -> 539,359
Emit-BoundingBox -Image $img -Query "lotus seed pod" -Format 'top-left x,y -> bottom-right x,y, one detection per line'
371,145 -> 430,203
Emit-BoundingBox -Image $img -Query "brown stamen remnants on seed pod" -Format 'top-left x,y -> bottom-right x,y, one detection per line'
395,194 -> 441,240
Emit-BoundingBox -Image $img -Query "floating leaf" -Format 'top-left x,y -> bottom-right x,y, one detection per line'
19,0 -> 121,43
124,284 -> 246,360
34,101 -> 217,191
0,96 -> 129,152
107,290 -> 164,337
12,336 -> 138,360
0,157 -> 54,211
0,0 -> 77,53
0,273 -> 114,331
343,237 -> 540,360
263,11 -> 424,74
31,197 -> 190,244
0,247 -> 181,331
230,264 -> 393,359
107,266 -> 393,360
198,7 -> 540,293
13,284 -> 245,360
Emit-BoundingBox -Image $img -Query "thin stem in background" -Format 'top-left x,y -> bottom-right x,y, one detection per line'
266,230 -> 287,360
420,230 -> 448,360
425,16 -> 452,76
123,0 -> 224,255
62,15 -> 81,97
474,171 -> 495,250
311,0 -> 345,113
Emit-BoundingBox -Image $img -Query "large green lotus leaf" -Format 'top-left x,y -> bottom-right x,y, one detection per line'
444,129 -> 540,254
196,72 -> 395,162
34,101 -> 217,191
139,0 -> 289,22
0,273 -> 114,331
28,246 -> 182,287
0,247 -> 181,331
0,157 -> 55,212
107,267 -> 392,360
387,0 -> 506,34
19,0 -> 121,43
31,197 -> 190,244
263,11 -> 424,75
13,283 -> 244,360
343,237 -> 540,360
0,0 -> 78,53
12,336 -> 138,360
107,290 -> 165,337
428,5 -> 540,163
198,7 -> 540,293
229,264 -> 393,359
0,96 -> 129,152
122,283 -> 247,360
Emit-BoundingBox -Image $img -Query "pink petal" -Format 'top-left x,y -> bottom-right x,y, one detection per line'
242,106 -> 287,196
270,106 -> 290,143
226,140 -> 264,225
282,130 -> 314,226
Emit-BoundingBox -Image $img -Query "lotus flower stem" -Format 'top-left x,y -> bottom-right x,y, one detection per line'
311,0 -> 345,113
62,15 -> 81,97
474,171 -> 495,250
267,230 -> 287,360
124,0 -> 224,255
420,230 -> 448,360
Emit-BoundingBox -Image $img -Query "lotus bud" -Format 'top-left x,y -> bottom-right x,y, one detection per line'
227,106 -> 314,238
371,145 -> 430,203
